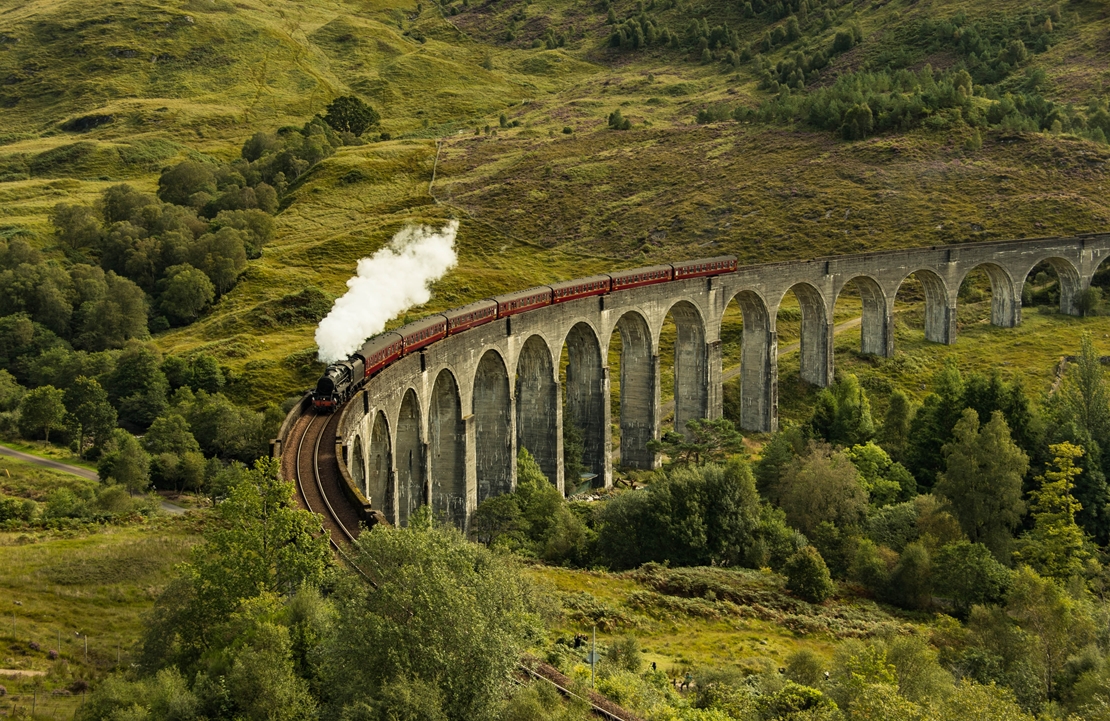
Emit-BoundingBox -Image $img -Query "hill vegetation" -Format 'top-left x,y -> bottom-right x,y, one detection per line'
2,0 -> 1110,718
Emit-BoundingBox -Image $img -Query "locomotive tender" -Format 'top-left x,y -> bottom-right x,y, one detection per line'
311,256 -> 738,411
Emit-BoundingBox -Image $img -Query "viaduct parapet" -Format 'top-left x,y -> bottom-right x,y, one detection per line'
331,233 -> 1110,529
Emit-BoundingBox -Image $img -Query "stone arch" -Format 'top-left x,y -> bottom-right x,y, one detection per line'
1020,256 -> 1082,316
895,269 -> 952,344
664,300 -> 708,431
611,311 -> 657,470
728,289 -> 774,433
396,388 -> 424,528
474,350 -> 513,503
515,335 -> 559,486
779,282 -> 831,387
351,434 -> 366,495
958,262 -> 1019,328
367,411 -> 393,523
430,369 -> 466,529
563,322 -> 607,482
836,275 -> 889,357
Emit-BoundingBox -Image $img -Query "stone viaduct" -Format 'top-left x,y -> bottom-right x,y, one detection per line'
333,233 -> 1110,529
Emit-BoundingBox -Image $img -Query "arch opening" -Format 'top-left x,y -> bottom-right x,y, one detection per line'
958,263 -> 1018,330
367,411 -> 393,524
834,276 -> 888,357
396,389 -> 424,528
893,270 -> 952,345
608,312 -> 656,470
515,335 -> 559,487
778,283 -> 831,388
722,290 -> 774,433
660,301 -> 708,434
561,322 -> 607,491
474,350 -> 513,503
430,370 -> 466,529
1021,257 -> 1083,317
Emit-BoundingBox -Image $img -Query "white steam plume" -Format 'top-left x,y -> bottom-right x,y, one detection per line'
315,220 -> 459,363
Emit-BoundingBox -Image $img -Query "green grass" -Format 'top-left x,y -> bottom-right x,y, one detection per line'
0,518 -> 201,717
527,563 -> 917,677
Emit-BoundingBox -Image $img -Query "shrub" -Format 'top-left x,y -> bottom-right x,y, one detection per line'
783,546 -> 835,603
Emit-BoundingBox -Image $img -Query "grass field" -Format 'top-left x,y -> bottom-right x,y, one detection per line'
527,562 -> 917,679
0,455 -> 201,717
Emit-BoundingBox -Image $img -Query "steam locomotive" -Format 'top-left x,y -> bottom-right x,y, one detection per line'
311,256 -> 738,411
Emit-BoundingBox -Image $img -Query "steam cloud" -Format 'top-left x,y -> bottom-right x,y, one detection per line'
315,220 -> 459,363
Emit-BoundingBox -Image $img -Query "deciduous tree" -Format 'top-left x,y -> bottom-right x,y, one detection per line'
935,409 -> 1027,561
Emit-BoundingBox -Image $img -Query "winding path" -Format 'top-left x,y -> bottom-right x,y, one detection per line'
0,443 -> 187,515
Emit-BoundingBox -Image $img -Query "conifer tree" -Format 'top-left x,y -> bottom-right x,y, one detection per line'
1015,443 -> 1090,581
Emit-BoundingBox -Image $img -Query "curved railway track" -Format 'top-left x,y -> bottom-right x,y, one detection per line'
287,409 -> 361,549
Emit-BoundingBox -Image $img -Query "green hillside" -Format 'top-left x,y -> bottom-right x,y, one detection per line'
0,0 -> 1108,403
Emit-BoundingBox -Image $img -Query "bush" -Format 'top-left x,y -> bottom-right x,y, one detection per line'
323,95 -> 381,137
783,546 -> 835,603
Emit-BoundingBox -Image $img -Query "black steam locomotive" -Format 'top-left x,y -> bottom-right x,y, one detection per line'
311,256 -> 738,412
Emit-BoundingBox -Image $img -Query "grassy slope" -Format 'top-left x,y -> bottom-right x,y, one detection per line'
0,0 -> 1107,404
0,456 -> 200,716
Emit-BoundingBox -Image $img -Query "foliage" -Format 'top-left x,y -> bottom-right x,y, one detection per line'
140,458 -> 332,673
17,384 -> 66,442
806,374 -> 875,447
64,375 -> 117,456
1014,442 -> 1090,581
646,417 -> 744,467
595,459 -> 796,570
844,442 -> 915,507
783,545 -> 835,603
323,96 -> 381,137
769,442 -> 869,537
933,541 -> 1010,616
324,522 -> 542,721
935,409 -> 1028,562
473,449 -> 590,564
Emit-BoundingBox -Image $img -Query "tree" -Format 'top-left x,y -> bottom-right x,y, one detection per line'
64,376 -> 117,456
99,429 -> 152,495
784,546 -> 835,603
76,272 -> 149,351
158,161 -> 217,207
877,389 -> 914,462
0,369 -> 24,412
159,264 -> 215,325
323,96 -> 381,137
773,443 -> 869,537
646,417 -> 744,466
1057,332 -> 1110,446
562,414 -> 586,488
17,385 -> 66,442
141,459 -> 331,673
845,442 -> 915,506
906,358 -> 967,488
1014,443 -> 1090,581
1006,566 -> 1095,699
1077,287 -> 1102,316
808,374 -> 877,448
933,541 -> 1011,616
887,542 -> 932,610
935,409 -> 1027,561
50,203 -> 102,249
323,522 -> 541,721
608,110 -> 632,130
106,342 -> 169,429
